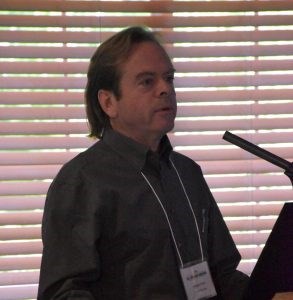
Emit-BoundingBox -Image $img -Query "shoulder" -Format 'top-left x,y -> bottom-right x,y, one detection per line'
45,139 -> 114,210
51,139 -> 111,186
170,150 -> 202,172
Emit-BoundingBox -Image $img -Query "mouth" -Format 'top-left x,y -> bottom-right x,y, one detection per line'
155,106 -> 174,113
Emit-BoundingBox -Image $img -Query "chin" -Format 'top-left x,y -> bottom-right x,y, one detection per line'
160,123 -> 175,135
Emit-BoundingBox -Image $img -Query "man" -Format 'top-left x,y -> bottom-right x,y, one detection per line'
38,26 -> 249,299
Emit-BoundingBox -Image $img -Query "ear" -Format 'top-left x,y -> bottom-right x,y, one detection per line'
98,89 -> 118,119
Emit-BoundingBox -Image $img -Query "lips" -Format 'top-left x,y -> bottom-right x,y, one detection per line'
155,106 -> 173,113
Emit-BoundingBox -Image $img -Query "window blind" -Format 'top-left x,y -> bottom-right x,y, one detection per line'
1,1 -> 293,299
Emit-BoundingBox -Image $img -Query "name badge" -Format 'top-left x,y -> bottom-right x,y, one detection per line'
180,260 -> 217,300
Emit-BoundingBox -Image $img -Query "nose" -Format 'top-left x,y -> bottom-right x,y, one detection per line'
158,78 -> 174,97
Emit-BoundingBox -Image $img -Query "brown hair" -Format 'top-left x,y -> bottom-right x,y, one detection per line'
85,26 -> 165,139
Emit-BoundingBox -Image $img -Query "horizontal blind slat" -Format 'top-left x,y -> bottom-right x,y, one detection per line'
0,226 -> 41,240
0,241 -> 42,256
176,89 -> 293,102
0,196 -> 45,210
0,92 -> 84,105
3,60 -> 293,74
200,159 -> 291,174
225,217 -> 277,231
0,182 -> 50,196
175,118 -> 293,132
239,248 -> 262,261
175,60 -> 293,73
0,271 -> 39,287
0,212 -> 43,226
170,44 -> 293,58
0,152 -> 76,166
206,174 -> 290,189
176,148 -> 293,165
2,14 -> 293,28
0,256 -> 40,271
1,0 -> 293,12
0,77 -> 85,89
3,44 -> 293,59
0,165 -> 61,180
2,74 -> 293,89
1,118 -> 293,135
2,30 -> 293,44
0,122 -> 88,135
2,102 -> 293,120
0,61 -> 88,74
219,203 -> 284,217
233,233 -> 269,247
0,107 -> 86,120
213,190 -> 293,204
177,103 -> 293,118
170,131 -> 293,147
0,285 -> 38,300
0,136 -> 94,150
175,74 -> 293,88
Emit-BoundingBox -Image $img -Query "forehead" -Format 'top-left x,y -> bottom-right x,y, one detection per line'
121,41 -> 173,74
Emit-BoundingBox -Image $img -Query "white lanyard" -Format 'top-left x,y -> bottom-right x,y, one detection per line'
141,158 -> 204,268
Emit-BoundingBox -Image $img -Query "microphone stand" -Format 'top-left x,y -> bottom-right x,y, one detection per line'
223,131 -> 293,187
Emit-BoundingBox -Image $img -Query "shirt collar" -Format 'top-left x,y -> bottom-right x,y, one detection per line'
102,128 -> 173,171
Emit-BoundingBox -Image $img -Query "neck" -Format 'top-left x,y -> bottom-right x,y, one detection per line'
136,135 -> 161,152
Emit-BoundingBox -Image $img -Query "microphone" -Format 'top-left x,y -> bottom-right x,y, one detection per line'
222,131 -> 292,172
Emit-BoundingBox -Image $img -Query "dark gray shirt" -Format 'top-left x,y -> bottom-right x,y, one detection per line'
38,128 -> 248,299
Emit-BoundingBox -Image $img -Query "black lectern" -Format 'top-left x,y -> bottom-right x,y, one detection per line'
243,202 -> 293,300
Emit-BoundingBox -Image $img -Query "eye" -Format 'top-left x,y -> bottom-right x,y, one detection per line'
139,77 -> 154,87
165,73 -> 175,85
166,74 -> 174,84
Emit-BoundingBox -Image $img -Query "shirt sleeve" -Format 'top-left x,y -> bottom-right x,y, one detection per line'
38,173 -> 102,299
204,179 -> 249,300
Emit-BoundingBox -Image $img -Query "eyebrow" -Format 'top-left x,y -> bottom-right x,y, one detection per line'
135,68 -> 176,80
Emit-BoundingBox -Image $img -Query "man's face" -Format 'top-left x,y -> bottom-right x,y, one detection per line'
108,41 -> 177,149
